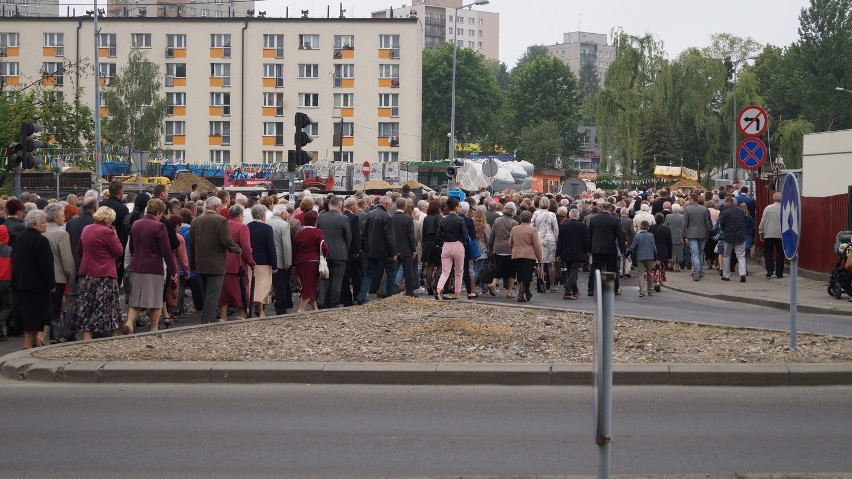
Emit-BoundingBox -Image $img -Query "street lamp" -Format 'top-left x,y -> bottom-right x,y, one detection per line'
837,87 -> 852,93
449,0 -> 489,164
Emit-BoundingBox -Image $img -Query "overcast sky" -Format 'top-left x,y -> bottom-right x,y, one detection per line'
259,0 -> 810,67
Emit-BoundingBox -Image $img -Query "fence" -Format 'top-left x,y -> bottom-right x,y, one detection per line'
755,178 -> 849,273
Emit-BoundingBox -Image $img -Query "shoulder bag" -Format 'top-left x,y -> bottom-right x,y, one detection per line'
318,240 -> 330,279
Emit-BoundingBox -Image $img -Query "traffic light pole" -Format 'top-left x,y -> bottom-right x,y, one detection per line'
13,165 -> 21,198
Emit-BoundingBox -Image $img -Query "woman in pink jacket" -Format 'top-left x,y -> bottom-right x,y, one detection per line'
219,205 -> 255,321
76,206 -> 125,340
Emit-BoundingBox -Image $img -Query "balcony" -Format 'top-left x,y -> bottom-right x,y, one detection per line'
333,45 -> 355,59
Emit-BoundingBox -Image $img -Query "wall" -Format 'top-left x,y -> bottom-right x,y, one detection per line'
802,129 -> 852,197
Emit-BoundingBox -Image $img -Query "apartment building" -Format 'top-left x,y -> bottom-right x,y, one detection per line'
371,0 -> 499,61
0,16 -> 422,166
544,31 -> 614,86
106,0 -> 257,19
1,0 -> 59,18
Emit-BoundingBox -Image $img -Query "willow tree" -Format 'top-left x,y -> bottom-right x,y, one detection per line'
595,31 -> 666,177
101,48 -> 168,152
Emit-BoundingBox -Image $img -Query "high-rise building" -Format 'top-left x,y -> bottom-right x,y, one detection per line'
371,0 -> 499,61
106,0 -> 256,18
544,31 -> 614,86
0,16 -> 423,167
1,0 -> 59,18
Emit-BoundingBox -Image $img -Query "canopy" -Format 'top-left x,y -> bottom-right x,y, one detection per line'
654,165 -> 698,181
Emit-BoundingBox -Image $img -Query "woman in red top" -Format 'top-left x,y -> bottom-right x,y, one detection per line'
292,210 -> 328,312
76,206 -> 125,340
219,205 -> 256,321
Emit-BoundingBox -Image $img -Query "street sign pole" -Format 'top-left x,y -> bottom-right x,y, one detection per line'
594,270 -> 615,479
781,173 -> 801,350
790,256 -> 798,350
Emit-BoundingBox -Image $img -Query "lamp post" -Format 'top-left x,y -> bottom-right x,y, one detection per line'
837,87 -> 852,93
449,0 -> 489,163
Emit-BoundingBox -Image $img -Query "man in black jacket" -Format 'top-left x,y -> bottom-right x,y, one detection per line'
100,182 -> 128,286
587,201 -> 625,296
556,208 -> 589,300
355,195 -> 397,305
340,196 -> 362,307
391,198 -> 417,296
316,196 -> 351,309
717,195 -> 747,282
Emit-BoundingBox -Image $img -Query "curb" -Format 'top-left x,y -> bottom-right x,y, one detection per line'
664,282 -> 852,317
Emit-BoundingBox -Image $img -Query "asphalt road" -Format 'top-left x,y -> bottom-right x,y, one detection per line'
1,383 -> 851,478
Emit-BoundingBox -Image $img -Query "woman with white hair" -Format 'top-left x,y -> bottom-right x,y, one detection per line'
76,206 -> 125,339
11,210 -> 55,349
42,202 -> 76,343
531,197 -> 558,292
664,203 -> 686,271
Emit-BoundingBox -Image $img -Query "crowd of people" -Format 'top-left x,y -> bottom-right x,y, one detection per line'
0,180 -> 777,349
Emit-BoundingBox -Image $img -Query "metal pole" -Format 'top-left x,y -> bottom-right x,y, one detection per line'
790,257 -> 798,350
732,81 -> 737,184
93,0 -> 103,191
449,6 -> 459,164
14,165 -> 20,198
596,271 -> 615,479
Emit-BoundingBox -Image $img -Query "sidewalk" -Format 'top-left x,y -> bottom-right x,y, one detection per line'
663,262 -> 852,316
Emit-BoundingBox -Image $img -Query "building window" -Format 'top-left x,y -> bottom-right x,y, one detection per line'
263,92 -> 285,115
478,42 -> 483,49
378,122 -> 399,139
379,64 -> 399,79
456,15 -> 464,23
298,93 -> 319,107
479,18 -> 483,25
209,121 -> 231,145
41,62 -> 63,86
298,64 -> 319,78
379,93 -> 399,116
263,34 -> 284,58
468,41 -> 475,48
131,33 -> 152,48
299,34 -> 320,49
0,33 -> 20,48
98,63 -> 117,84
210,92 -> 231,115
302,123 -> 319,137
378,152 -> 399,162
210,150 -> 230,163
211,33 -> 231,58
210,63 -> 231,86
333,122 -> 354,146
166,34 -> 186,48
264,63 -> 284,87
334,64 -> 354,78
43,33 -> 64,57
263,122 -> 284,146
165,121 -> 185,144
262,151 -> 283,165
168,150 -> 186,162
165,63 -> 186,84
379,34 -> 400,58
166,92 -> 186,115
200,8 -> 210,17
98,33 -> 117,57
333,151 -> 354,162
468,29 -> 475,36
333,93 -> 354,108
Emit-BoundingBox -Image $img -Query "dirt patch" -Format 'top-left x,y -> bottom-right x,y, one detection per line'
170,172 -> 217,193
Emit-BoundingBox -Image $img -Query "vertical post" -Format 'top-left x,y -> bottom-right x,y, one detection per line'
732,79 -> 737,184
847,186 -> 852,230
339,116 -> 344,161
449,7 -> 459,165
594,271 -> 615,479
790,257 -> 798,350
93,0 -> 103,191
13,165 -> 21,198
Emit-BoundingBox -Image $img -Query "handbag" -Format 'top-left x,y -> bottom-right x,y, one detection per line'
466,235 -> 481,260
845,250 -> 852,271
318,240 -> 330,279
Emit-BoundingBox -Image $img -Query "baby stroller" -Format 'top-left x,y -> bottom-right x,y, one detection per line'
827,231 -> 852,299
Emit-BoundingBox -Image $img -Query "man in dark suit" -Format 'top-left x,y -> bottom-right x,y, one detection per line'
61,197 -> 98,341
390,197 -> 417,296
556,208 -> 589,300
316,196 -> 351,309
340,196 -> 362,307
355,195 -> 397,305
100,181 -> 128,286
587,201 -> 625,296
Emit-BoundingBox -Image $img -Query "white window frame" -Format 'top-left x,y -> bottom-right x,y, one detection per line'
209,121 -> 231,145
333,151 -> 354,162
379,34 -> 400,56
166,34 -> 186,48
302,123 -> 318,137
298,93 -> 319,107
263,34 -> 285,58
131,33 -> 152,49
211,34 -> 231,58
209,150 -> 230,164
263,122 -> 285,146
333,93 -> 354,108
298,34 -> 320,49
298,64 -> 319,78
210,63 -> 231,86
378,122 -> 399,138
378,152 -> 399,163
42,62 -> 64,86
379,93 -> 399,116
263,63 -> 284,87
333,121 -> 354,137
379,64 -> 399,79
98,33 -> 117,57
165,121 -> 185,144
334,64 -> 354,78
263,92 -> 285,116
98,63 -> 117,83
333,35 -> 355,49
262,151 -> 283,165
0,33 -> 20,48
210,92 -> 231,115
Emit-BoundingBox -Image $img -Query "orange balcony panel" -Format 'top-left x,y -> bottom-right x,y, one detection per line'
378,78 -> 394,88
209,106 -> 223,117
378,108 -> 392,118
378,49 -> 395,59
172,106 -> 186,116
42,77 -> 57,87
209,136 -> 223,146
174,48 -> 187,58
3,76 -> 20,86
173,77 -> 187,87
99,77 -> 109,87
341,48 -> 355,59
209,77 -> 223,87
262,136 -> 276,146
210,48 -> 224,58
4,47 -> 19,56
42,47 -> 57,57
377,137 -> 391,147
99,106 -> 109,116
262,78 -> 278,88
341,107 -> 354,118
262,49 -> 277,58
341,78 -> 355,89
172,135 -> 186,145
262,107 -> 277,117
342,137 -> 354,147
98,47 -> 110,57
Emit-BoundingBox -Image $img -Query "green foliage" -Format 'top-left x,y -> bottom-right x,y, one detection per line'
508,56 -> 582,159
512,45 -> 550,72
421,44 -> 503,160
638,106 -> 681,177
516,120 -> 563,169
578,60 -> 600,97
778,119 -> 815,168
101,48 -> 169,153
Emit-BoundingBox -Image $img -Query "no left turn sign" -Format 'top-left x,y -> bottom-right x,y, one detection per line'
737,105 -> 768,137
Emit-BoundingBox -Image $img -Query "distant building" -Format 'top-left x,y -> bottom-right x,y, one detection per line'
371,0 -> 499,61
106,0 -> 256,18
544,31 -> 614,86
1,0 -> 59,18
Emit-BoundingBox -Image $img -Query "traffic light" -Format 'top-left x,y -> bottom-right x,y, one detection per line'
446,158 -> 464,178
5,143 -> 24,171
20,122 -> 44,170
291,112 -> 314,172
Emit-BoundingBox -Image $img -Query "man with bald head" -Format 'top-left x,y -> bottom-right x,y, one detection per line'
355,195 -> 397,305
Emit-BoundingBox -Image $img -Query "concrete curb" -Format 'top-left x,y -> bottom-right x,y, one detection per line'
2,350 -> 852,386
664,283 -> 851,317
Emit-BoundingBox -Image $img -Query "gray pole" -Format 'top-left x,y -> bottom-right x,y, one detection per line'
790,257 -> 798,349
595,271 -> 615,479
732,81 -> 737,183
449,6 -> 459,164
93,0 -> 103,191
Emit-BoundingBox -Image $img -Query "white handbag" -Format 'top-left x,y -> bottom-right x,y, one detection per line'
318,240 -> 330,279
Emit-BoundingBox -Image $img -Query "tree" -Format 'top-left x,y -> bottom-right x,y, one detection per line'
777,119 -> 815,169
512,45 -> 550,72
793,0 -> 852,131
516,120 -> 564,169
508,56 -> 582,160
421,44 -> 503,160
578,60 -> 600,97
483,58 -> 511,91
638,106 -> 680,177
101,48 -> 169,152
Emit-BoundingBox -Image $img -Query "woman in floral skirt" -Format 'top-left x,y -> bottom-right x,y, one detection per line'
76,206 -> 125,340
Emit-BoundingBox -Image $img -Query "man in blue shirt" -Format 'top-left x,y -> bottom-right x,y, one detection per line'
736,186 -> 756,218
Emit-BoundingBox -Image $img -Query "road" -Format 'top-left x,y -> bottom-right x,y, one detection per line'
1,383 -> 850,478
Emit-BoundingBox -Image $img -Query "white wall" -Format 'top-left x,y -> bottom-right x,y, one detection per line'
802,129 -> 852,197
